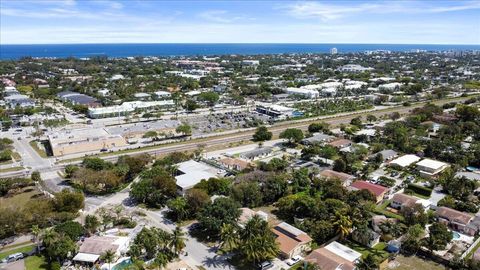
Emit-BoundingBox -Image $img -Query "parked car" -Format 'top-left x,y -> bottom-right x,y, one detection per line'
2,253 -> 23,263
286,255 -> 303,266
257,261 -> 274,270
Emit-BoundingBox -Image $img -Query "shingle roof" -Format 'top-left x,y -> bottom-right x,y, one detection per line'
272,222 -> 312,255
436,207 -> 473,225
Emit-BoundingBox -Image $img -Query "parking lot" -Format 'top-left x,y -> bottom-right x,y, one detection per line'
183,111 -> 272,135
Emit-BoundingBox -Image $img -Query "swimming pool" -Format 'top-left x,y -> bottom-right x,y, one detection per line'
452,231 -> 461,240
111,258 -> 133,270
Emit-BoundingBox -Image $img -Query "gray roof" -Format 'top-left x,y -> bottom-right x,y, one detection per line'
57,91 -> 98,105
303,133 -> 334,144
240,147 -> 273,159
455,172 -> 480,181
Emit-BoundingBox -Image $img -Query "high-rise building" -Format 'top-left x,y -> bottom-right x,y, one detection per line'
330,47 -> 338,55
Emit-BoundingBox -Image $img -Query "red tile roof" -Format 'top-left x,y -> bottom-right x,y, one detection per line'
350,181 -> 389,197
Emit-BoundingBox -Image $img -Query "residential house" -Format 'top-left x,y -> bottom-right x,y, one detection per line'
305,241 -> 361,270
370,149 -> 398,162
218,157 -> 250,171
239,147 -> 273,161
302,133 -> 334,145
389,154 -> 421,168
238,208 -> 268,228
352,228 -> 381,248
435,207 -> 477,236
272,222 -> 312,259
73,236 -> 129,266
328,139 -> 353,149
349,181 -> 389,203
390,193 -> 419,209
416,159 -> 449,178
318,169 -> 356,187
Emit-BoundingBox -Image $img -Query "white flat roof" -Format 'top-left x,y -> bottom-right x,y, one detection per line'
175,160 -> 218,190
416,158 -> 447,170
390,154 -> 421,167
73,253 -> 100,263
324,241 -> 361,263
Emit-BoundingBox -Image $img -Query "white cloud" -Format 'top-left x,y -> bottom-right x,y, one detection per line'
284,1 -> 480,21
198,10 -> 251,23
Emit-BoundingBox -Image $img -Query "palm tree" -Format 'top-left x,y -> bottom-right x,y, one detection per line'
220,223 -> 238,251
31,225 -> 42,254
239,216 -> 279,264
333,212 -> 353,240
100,250 -> 116,270
169,227 -> 186,256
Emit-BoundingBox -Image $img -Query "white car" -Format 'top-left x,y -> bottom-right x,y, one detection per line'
286,255 -> 303,266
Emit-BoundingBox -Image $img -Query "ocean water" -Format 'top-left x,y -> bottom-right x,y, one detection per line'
0,43 -> 479,60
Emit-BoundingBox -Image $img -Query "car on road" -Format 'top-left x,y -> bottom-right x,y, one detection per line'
258,261 -> 274,270
286,255 -> 303,266
2,252 -> 23,263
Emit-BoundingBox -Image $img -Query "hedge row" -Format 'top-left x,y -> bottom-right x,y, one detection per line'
406,183 -> 433,197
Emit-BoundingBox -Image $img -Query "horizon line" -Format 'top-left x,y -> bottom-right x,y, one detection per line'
1,42 -> 480,46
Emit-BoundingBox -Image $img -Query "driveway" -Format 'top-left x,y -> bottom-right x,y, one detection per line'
144,209 -> 234,270
0,260 -> 24,270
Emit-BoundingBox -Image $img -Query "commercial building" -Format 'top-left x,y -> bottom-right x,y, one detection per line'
3,94 -> 35,108
272,222 -> 312,259
255,103 -> 294,119
242,60 -> 260,66
285,87 -> 319,99
175,160 -> 219,193
48,128 -> 127,156
57,91 -> 101,107
337,64 -> 374,73
88,100 -> 174,118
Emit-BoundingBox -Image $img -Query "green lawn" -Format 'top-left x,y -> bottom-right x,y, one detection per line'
25,255 -> 49,270
345,241 -> 390,262
0,244 -> 35,260
374,200 -> 405,221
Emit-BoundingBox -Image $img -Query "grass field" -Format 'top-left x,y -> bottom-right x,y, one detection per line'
25,255 -> 49,270
0,187 -> 42,209
0,245 -> 35,260
387,254 -> 446,270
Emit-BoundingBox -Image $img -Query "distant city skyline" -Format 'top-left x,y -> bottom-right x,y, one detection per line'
1,0 -> 479,45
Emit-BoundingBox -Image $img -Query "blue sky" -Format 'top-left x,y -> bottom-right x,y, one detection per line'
1,0 -> 479,44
